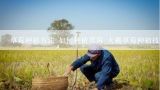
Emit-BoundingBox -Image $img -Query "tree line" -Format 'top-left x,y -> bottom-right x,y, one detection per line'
0,19 -> 73,47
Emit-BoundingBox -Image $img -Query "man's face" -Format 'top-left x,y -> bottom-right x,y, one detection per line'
90,54 -> 100,61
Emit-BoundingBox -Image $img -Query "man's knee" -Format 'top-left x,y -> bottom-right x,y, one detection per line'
80,65 -> 90,73
80,65 -> 95,82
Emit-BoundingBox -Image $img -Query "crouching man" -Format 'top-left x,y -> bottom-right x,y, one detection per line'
64,44 -> 120,90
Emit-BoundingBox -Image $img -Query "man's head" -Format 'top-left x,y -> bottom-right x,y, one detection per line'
87,44 -> 102,61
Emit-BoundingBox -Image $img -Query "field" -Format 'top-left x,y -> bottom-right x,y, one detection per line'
0,50 -> 159,90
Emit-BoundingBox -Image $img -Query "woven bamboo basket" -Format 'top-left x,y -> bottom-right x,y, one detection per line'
31,76 -> 68,90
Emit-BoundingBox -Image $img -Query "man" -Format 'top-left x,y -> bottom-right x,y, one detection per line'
64,44 -> 120,90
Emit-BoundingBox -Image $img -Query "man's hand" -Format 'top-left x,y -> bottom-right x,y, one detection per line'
63,65 -> 73,76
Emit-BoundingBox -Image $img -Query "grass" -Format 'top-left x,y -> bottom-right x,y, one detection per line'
0,50 -> 159,90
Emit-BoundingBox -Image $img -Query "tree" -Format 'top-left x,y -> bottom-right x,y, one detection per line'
0,34 -> 12,46
48,19 -> 74,47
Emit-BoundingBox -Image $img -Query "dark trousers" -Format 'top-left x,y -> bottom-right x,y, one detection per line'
80,65 -> 117,85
